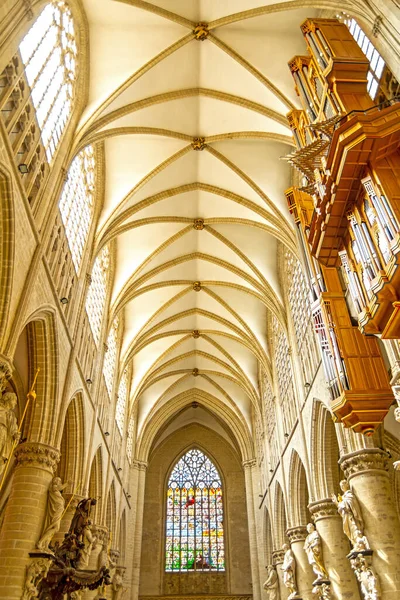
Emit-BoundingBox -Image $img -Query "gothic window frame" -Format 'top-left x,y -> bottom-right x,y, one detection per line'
165,448 -> 225,573
116,368 -> 129,435
126,413 -> 134,463
103,316 -> 120,398
85,245 -> 110,345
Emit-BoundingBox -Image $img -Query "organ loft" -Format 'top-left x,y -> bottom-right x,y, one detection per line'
0,3 -> 400,600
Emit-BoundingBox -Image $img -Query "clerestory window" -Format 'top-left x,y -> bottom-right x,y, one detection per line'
116,369 -> 128,435
165,449 -> 225,572
103,316 -> 119,397
86,245 -> 110,345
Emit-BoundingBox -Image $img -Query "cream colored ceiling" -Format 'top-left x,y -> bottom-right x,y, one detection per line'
76,0 -> 318,438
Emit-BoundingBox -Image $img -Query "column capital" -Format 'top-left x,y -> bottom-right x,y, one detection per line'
14,442 -> 60,473
308,498 -> 340,521
242,458 -> 257,470
286,525 -> 307,543
272,549 -> 285,565
339,448 -> 389,480
132,459 -> 147,471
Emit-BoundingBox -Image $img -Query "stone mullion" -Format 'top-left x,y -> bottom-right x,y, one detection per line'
339,448 -> 400,600
308,498 -> 360,600
243,459 -> 261,600
286,525 -> 314,600
0,441 -> 60,599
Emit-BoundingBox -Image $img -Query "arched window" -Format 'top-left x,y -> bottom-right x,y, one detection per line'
59,145 -> 95,271
86,245 -> 109,345
116,369 -> 128,434
271,317 -> 297,436
103,316 -> 119,397
19,1 -> 77,160
344,18 -> 385,99
166,449 -> 224,572
126,414 -> 134,463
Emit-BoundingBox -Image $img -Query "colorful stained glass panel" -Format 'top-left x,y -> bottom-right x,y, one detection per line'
165,449 -> 225,572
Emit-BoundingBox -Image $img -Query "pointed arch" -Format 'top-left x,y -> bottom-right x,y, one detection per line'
57,393 -> 85,488
106,480 -> 117,536
310,401 -> 342,499
273,482 -> 288,549
287,451 -> 311,528
263,507 -> 273,566
88,446 -> 104,524
119,509 -> 127,564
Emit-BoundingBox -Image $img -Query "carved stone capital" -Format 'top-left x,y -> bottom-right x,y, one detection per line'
308,498 -> 340,521
339,449 -> 389,480
272,549 -> 285,565
132,460 -> 147,472
15,442 -> 60,473
286,526 -> 307,543
242,459 -> 256,470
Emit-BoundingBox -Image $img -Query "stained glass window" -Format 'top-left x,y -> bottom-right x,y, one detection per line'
103,317 -> 119,397
165,449 -> 224,573
86,245 -> 109,345
19,1 -> 77,161
116,369 -> 128,435
59,145 -> 95,271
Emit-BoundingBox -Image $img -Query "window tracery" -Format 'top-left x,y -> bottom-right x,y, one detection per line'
126,414 -> 134,463
59,145 -> 95,271
263,376 -> 280,472
272,318 -> 297,436
165,449 -> 224,572
103,317 -> 119,398
116,369 -> 128,435
86,246 -> 110,345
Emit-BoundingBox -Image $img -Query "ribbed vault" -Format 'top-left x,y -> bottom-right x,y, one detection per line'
73,0 -> 323,441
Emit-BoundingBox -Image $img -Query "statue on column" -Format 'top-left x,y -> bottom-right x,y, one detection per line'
112,569 -> 127,600
350,554 -> 381,600
303,523 -> 329,582
332,480 -> 369,552
68,497 -> 97,540
76,520 -> 97,569
281,543 -> 299,599
36,476 -> 69,551
263,564 -> 280,600
0,391 -> 19,478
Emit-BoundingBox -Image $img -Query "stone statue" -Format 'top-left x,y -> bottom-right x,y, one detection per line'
350,554 -> 380,600
76,520 -> 97,569
263,564 -> 279,600
112,570 -> 126,600
332,480 -> 369,551
304,523 -> 329,582
0,391 -> 19,476
281,543 -> 299,599
312,583 -> 332,599
22,558 -> 51,600
69,497 -> 97,539
36,476 -> 69,550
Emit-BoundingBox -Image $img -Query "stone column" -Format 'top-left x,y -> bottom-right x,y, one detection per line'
0,441 -> 60,599
308,499 -> 360,600
339,448 -> 400,600
243,459 -> 261,600
286,526 -> 314,600
272,549 -> 289,600
130,460 -> 147,600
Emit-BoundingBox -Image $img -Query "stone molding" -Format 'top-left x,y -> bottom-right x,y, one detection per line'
272,549 -> 284,565
242,459 -> 256,470
339,448 -> 389,480
286,526 -> 307,543
15,442 -> 60,473
132,460 -> 147,472
308,498 -> 340,521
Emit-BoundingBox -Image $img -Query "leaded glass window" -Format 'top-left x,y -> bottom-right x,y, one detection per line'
86,245 -> 109,345
272,318 -> 297,435
19,1 -> 77,161
126,415 -> 134,463
103,317 -> 119,397
344,18 -> 385,99
116,369 -> 128,434
166,449 -> 224,572
59,145 -> 95,271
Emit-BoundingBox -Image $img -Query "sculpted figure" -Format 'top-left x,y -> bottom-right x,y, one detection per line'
0,392 -> 19,476
282,543 -> 298,598
36,476 -> 68,550
112,570 -> 126,600
351,555 -> 380,600
69,497 -> 97,539
332,480 -> 369,551
263,564 -> 279,600
22,559 -> 51,600
304,523 -> 328,582
76,520 -> 97,569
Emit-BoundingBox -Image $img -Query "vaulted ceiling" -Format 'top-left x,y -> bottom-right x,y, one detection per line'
75,0 -> 319,439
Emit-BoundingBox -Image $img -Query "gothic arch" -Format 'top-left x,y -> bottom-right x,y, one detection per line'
273,482 -> 288,549
88,446 -> 104,524
310,401 -> 342,499
119,509 -> 127,564
287,451 -> 311,528
57,393 -> 85,489
106,480 -> 117,536
263,507 -> 273,566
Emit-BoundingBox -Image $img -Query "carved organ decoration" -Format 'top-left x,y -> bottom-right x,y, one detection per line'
285,18 -> 398,434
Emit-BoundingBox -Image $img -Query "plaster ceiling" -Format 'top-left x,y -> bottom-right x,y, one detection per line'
76,0 -> 318,438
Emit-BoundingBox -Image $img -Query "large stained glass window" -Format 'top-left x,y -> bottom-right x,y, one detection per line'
165,449 -> 224,572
